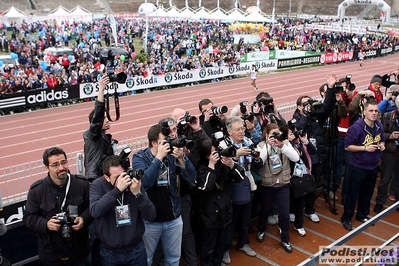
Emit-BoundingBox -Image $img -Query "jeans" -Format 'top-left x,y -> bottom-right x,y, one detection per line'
341,164 -> 378,222
144,216 -> 183,266
100,240 -> 147,266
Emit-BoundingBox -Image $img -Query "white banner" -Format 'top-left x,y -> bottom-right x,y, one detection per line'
274,50 -> 307,59
79,61 -> 278,98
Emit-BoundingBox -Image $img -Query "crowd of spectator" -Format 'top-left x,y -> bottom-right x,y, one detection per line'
0,16 -> 397,109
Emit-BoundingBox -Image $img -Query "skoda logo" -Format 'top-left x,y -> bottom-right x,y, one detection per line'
342,2 -> 347,7
126,79 -> 134,88
199,69 -> 206,78
378,3 -> 384,7
229,66 -> 234,74
83,84 -> 93,95
255,62 -> 260,69
165,73 -> 173,83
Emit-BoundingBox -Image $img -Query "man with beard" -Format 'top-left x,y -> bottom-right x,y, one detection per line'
24,147 -> 93,265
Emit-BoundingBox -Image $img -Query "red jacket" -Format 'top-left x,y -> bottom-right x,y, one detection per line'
47,77 -> 58,88
368,84 -> 383,103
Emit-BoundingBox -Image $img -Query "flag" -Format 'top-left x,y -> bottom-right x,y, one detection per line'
169,0 -> 172,7
109,15 -> 118,46
199,0 -> 201,7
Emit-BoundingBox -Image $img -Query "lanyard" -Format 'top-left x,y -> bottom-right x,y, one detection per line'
105,82 -> 120,122
60,174 -> 71,211
117,193 -> 124,206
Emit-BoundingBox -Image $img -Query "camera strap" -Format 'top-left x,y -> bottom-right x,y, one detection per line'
105,82 -> 120,122
61,174 -> 71,212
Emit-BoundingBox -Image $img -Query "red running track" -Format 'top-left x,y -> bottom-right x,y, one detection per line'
1,54 -> 399,199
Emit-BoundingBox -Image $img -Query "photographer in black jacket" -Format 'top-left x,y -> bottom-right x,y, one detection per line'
24,147 -> 93,266
292,74 -> 336,222
198,98 -> 228,138
83,75 -> 118,181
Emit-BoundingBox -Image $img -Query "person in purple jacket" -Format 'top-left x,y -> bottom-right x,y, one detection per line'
341,98 -> 385,231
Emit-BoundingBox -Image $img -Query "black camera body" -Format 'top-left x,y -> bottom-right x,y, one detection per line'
335,83 -> 344,93
164,135 -> 190,154
107,71 -> 127,84
119,147 -> 144,180
287,118 -> 305,138
253,97 -> 274,114
211,131 -> 237,158
248,144 -> 260,157
52,205 -> 78,241
392,91 -> 399,97
270,131 -> 287,142
303,99 -> 324,116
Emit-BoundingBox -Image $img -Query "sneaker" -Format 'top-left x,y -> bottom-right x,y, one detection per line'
222,251 -> 231,264
329,191 -> 338,200
278,227 -> 282,235
289,213 -> 295,223
305,213 -> 320,223
294,227 -> 306,237
267,215 -> 278,225
238,244 -> 257,257
57,103 -> 62,107
389,195 -> 395,201
356,217 -> 368,223
256,232 -> 265,242
280,241 -> 293,253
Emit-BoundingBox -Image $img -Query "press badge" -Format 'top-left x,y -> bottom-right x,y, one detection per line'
293,163 -> 304,177
157,169 -> 168,186
115,205 -> 131,227
269,154 -> 282,170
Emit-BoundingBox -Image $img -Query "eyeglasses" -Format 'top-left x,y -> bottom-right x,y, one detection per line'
231,127 -> 246,132
49,160 -> 68,168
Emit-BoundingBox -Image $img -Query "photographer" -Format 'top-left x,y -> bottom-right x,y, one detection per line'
374,97 -> 399,213
292,74 -> 336,223
89,155 -> 156,265
254,92 -> 286,131
24,147 -> 93,266
132,124 -> 197,266
199,98 -> 228,138
231,102 -> 262,146
219,116 -> 257,259
378,85 -> 399,115
196,139 -> 245,266
252,123 -> 299,253
83,75 -> 118,181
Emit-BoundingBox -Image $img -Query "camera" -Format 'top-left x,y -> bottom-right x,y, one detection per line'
248,144 -> 260,157
392,91 -> 399,97
211,131 -> 237,158
334,83 -> 344,93
119,147 -> 144,180
211,105 -> 228,115
269,131 -> 287,142
254,97 -> 274,114
179,111 -> 197,125
52,205 -> 78,240
107,71 -> 127,84
240,101 -> 254,122
345,74 -> 356,91
258,97 -> 273,106
303,99 -> 324,116
287,118 -> 305,138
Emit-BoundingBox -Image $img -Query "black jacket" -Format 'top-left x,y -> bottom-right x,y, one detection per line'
83,100 -> 116,180
23,174 -> 93,266
89,176 -> 156,251
293,88 -> 335,163
196,162 -> 245,228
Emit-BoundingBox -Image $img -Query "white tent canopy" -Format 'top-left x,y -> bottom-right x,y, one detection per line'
48,6 -> 71,23
2,6 -> 26,25
226,8 -> 247,21
241,10 -> 271,22
165,6 -> 181,18
176,7 -> 195,18
69,5 -> 92,21
209,8 -> 229,20
193,6 -> 212,19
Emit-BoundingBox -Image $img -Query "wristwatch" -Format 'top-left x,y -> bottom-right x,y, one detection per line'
135,192 -> 142,199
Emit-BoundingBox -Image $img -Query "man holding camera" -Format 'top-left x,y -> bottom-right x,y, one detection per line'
341,98 -> 385,230
378,85 -> 399,115
84,75 -> 118,181
89,155 -> 156,265
255,92 -> 286,130
292,74 -> 336,223
199,98 -> 229,138
132,124 -> 197,265
24,147 -> 93,266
